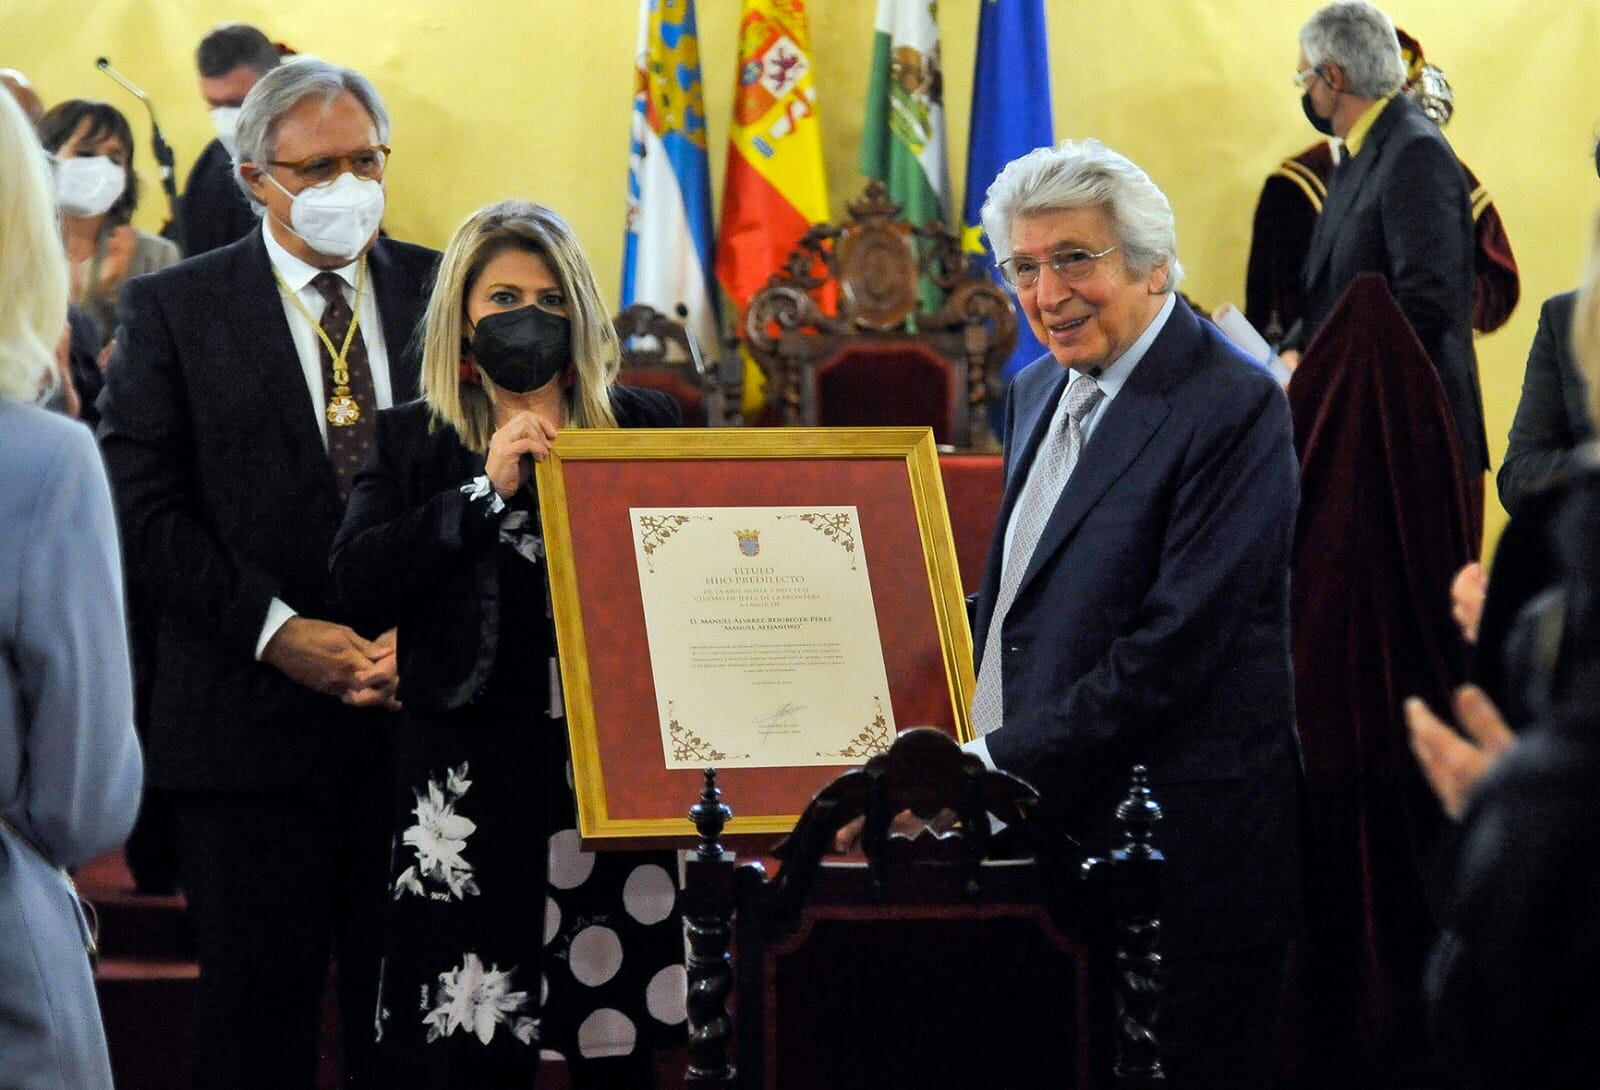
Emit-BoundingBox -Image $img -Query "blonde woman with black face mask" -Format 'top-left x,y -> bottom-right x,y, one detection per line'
331,200 -> 688,1089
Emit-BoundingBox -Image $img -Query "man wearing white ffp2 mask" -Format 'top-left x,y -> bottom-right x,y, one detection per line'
96,55 -> 439,1090
258,158 -> 386,263
177,21 -> 282,257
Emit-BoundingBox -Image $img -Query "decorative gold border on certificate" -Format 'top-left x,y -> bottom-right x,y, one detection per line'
816,697 -> 892,759
775,511 -> 859,570
635,513 -> 710,573
536,426 -> 975,846
665,700 -> 750,763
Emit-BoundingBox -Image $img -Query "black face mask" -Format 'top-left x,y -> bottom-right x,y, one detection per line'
1302,91 -> 1336,137
469,305 -> 572,393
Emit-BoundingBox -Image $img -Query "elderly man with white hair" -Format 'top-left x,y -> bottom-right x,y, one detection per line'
1282,0 -> 1487,535
966,137 -> 1302,1087
99,57 -> 438,1089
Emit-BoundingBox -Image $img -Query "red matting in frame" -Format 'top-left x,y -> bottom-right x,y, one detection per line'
540,428 -> 973,848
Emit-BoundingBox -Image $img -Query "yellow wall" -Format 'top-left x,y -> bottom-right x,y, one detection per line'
10,0 -> 1600,547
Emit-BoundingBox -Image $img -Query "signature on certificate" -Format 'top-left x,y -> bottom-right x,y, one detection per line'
753,702 -> 805,741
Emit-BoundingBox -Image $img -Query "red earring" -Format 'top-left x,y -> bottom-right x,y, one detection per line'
459,360 -> 480,385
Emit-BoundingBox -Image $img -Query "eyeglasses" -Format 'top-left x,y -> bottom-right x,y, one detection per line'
267,145 -> 391,185
999,245 -> 1119,289
1291,66 -> 1323,90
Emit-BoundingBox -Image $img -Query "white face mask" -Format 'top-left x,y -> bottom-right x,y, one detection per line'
266,171 -> 385,262
210,106 -> 241,160
54,155 -> 126,218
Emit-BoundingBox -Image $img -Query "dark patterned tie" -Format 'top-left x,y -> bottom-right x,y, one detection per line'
311,271 -> 376,501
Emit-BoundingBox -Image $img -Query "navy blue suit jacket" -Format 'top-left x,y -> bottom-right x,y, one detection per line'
976,300 -> 1302,957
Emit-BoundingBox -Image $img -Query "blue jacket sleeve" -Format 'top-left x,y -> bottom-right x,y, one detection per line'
15,422 -> 143,868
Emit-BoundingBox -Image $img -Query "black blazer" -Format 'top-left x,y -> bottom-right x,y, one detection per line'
171,139 -> 260,258
1498,291 -> 1593,516
97,229 -> 439,790
1292,94 -> 1488,473
976,301 -> 1303,958
329,388 -> 681,713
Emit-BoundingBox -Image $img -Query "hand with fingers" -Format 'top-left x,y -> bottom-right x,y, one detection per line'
1405,685 -> 1517,820
485,410 -> 560,499
262,616 -> 401,708
1450,562 -> 1487,645
829,808 -> 956,854
344,627 -> 402,710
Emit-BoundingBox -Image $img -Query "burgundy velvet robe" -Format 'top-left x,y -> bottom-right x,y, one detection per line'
1280,274 -> 1473,1087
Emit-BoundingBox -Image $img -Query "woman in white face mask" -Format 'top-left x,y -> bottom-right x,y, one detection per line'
39,100 -> 180,344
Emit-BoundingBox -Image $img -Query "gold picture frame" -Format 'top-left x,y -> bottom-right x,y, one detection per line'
536,426 -> 974,848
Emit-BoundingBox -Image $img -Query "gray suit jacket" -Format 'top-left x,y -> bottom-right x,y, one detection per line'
0,400 -> 142,1090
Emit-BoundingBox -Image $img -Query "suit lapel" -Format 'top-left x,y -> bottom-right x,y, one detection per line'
368,240 -> 424,402
998,366 -> 1071,523
1012,304 -> 1195,599
1300,98 -> 1404,288
223,230 -> 342,501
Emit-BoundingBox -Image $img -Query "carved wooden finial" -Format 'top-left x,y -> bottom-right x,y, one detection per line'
1115,764 -> 1163,862
690,768 -> 732,862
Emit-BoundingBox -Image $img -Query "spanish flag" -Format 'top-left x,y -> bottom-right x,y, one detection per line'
715,0 -> 831,416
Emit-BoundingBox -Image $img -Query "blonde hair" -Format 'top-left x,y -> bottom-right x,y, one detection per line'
421,200 -> 619,451
1576,210 -> 1600,429
0,89 -> 68,400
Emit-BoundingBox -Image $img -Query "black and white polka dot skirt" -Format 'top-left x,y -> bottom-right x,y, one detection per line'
372,699 -> 686,1087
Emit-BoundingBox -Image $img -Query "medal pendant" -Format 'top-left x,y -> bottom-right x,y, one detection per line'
327,393 -> 361,427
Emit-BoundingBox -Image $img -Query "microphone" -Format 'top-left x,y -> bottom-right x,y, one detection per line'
96,57 -> 185,253
674,302 -> 710,380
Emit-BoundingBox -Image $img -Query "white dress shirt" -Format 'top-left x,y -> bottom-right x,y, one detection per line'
254,222 -> 395,659
966,291 -> 1178,770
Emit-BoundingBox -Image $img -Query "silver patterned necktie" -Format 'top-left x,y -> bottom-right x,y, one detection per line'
971,372 -> 1105,736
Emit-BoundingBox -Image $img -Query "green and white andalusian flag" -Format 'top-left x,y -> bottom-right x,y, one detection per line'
860,0 -> 950,307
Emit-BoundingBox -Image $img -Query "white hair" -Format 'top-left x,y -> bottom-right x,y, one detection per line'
0,89 -> 68,400
980,138 -> 1183,293
1300,1 -> 1407,99
232,56 -> 390,214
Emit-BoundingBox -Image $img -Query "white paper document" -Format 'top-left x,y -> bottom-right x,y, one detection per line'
629,505 -> 898,769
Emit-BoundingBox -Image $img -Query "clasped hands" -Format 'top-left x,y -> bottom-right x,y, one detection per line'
263,617 -> 401,709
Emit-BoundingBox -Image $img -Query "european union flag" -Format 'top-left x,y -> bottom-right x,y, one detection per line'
960,0 -> 1053,434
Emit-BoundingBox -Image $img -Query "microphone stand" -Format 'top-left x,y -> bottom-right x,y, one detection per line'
675,302 -> 727,426
96,57 -> 185,254
674,302 -> 711,382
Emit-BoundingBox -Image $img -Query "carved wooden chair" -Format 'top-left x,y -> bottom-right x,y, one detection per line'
682,728 -> 1165,1090
614,302 -> 742,426
743,181 -> 1018,449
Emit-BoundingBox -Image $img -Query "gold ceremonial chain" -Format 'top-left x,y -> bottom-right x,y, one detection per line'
273,260 -> 367,427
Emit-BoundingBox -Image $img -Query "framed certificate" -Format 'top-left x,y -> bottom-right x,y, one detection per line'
536,427 -> 975,847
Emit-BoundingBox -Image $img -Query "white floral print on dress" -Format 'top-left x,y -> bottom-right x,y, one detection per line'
394,763 -> 481,900
423,952 -> 539,1046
